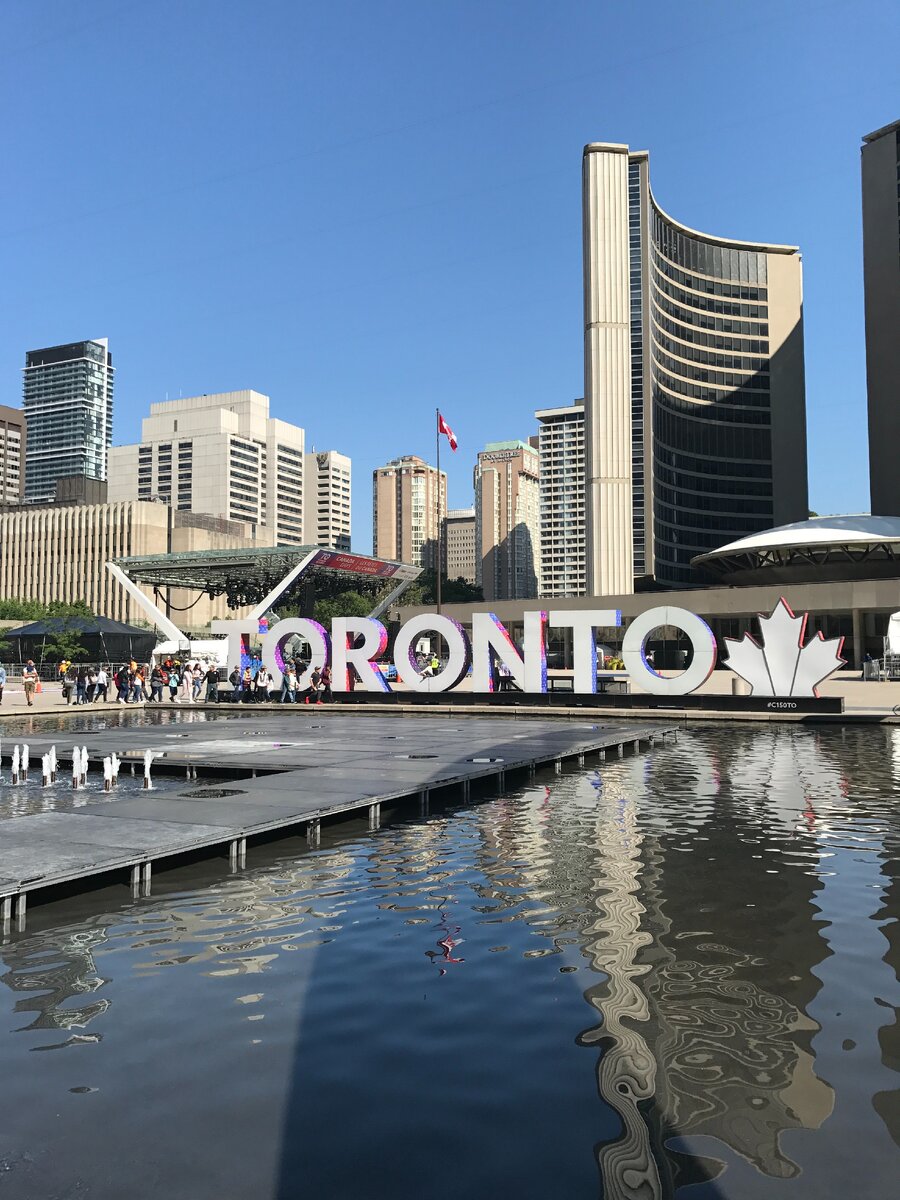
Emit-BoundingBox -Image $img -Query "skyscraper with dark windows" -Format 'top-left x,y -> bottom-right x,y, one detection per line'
862,120 -> 900,516
23,338 -> 114,504
583,143 -> 808,593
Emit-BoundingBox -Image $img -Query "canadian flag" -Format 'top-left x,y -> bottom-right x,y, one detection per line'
438,412 -> 458,451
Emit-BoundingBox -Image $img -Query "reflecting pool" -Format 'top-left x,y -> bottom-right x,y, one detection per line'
0,724 -> 897,1198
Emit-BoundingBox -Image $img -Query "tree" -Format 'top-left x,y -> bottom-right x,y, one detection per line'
41,625 -> 89,663
399,571 -> 483,608
314,590 -> 373,622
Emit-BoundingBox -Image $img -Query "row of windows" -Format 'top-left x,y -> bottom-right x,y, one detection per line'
655,462 -> 773,498
654,288 -> 769,338
653,310 -> 769,356
652,321 -> 768,373
656,483 -> 772,516
652,264 -> 768,319
654,344 -> 770,394
651,209 -> 769,285
651,252 -> 768,302
654,368 -> 771,409
654,405 -> 772,460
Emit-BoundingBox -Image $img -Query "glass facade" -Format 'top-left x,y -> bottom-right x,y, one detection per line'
642,201 -> 775,586
22,339 -> 114,504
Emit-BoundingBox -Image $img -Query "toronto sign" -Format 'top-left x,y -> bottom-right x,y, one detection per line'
211,597 -> 846,699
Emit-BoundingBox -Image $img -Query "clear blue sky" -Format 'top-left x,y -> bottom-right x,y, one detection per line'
2,0 -> 897,549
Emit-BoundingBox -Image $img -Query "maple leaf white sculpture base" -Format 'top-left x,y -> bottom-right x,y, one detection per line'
723,598 -> 845,698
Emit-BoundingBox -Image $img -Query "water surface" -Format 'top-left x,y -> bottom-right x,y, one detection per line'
0,722 -> 896,1198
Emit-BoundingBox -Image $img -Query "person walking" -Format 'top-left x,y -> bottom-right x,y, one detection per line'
318,664 -> 332,704
192,662 -> 203,700
63,662 -> 77,704
180,664 -> 194,703
241,664 -> 253,703
305,666 -> 322,705
130,666 -> 145,704
281,665 -> 297,702
150,665 -> 165,703
22,660 -> 38,707
255,666 -> 270,703
94,665 -> 109,703
0,663 -> 6,705
115,664 -> 131,703
167,664 -> 180,703
204,664 -> 219,703
75,666 -> 88,705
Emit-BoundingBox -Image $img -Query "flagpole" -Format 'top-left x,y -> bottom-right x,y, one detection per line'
435,406 -> 442,615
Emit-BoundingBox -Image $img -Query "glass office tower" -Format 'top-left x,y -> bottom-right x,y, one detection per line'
583,144 -> 808,592
23,338 -> 114,503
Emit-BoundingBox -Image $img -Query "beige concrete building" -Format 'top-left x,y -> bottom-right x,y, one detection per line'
0,500 -> 277,632
444,507 -> 476,584
108,390 -> 306,545
863,120 -> 900,516
536,400 -> 585,597
373,455 -> 446,570
474,441 -> 540,601
304,449 -> 351,550
583,142 -> 808,594
0,406 -> 25,503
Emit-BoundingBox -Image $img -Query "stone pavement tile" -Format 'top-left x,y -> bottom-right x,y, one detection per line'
14,810 -> 228,851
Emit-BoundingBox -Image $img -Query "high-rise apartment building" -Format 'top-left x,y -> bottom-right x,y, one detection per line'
0,406 -> 26,503
372,455 -> 446,570
23,338 -> 114,504
863,119 -> 900,516
304,450 -> 352,550
536,400 -> 585,597
444,508 -> 476,584
583,143 -> 808,593
474,441 -> 540,601
108,390 -> 306,544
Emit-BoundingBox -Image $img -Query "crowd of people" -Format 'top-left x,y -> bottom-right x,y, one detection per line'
51,654 -> 339,705
58,658 -> 223,705
231,654 -> 335,703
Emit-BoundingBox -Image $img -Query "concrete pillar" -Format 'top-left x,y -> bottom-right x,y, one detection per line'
140,862 -> 152,896
368,804 -> 380,830
852,607 -> 863,669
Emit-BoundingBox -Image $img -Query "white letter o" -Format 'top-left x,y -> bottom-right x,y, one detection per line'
393,614 -> 471,692
622,606 -> 717,696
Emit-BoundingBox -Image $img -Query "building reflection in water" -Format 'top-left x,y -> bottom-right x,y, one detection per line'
495,729 -> 864,1196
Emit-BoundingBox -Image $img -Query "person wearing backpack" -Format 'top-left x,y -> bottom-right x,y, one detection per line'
115,665 -> 130,704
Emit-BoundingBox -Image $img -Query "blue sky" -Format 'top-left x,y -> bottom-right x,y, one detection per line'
2,0 -> 897,549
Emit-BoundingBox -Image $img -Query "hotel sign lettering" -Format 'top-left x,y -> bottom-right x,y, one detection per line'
212,598 -> 845,700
